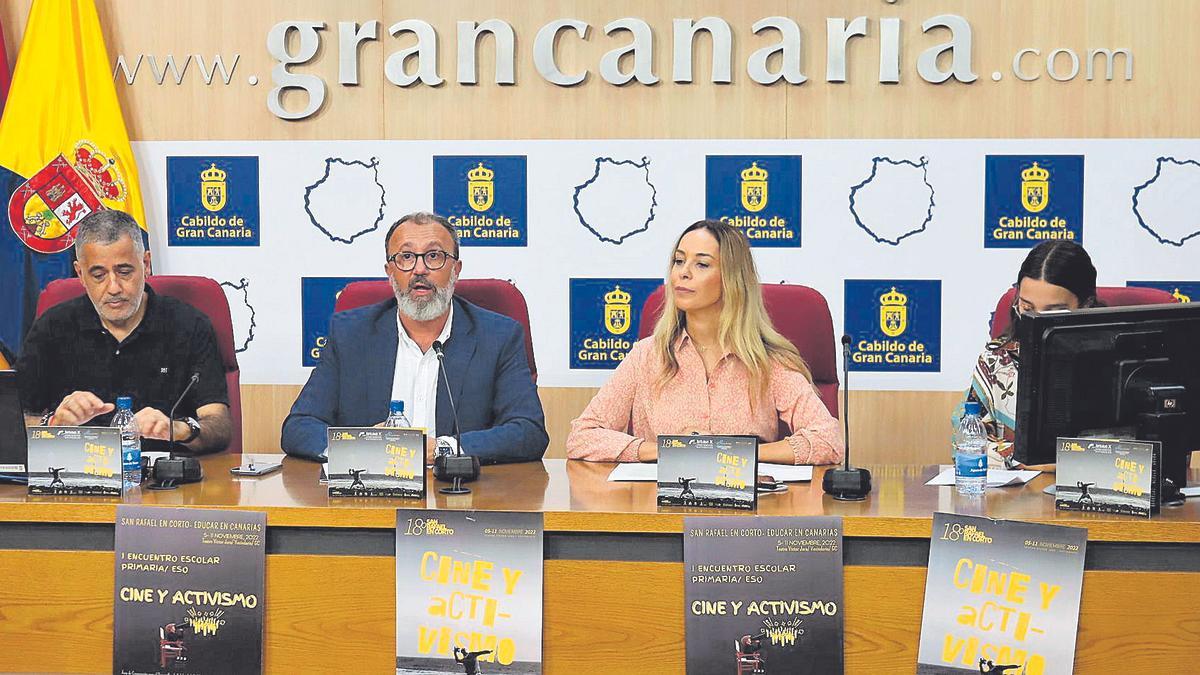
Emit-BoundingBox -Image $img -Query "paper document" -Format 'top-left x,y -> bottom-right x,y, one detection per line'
925,467 -> 1041,488
608,462 -> 813,482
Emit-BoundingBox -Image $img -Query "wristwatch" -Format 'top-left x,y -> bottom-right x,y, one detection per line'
179,416 -> 201,444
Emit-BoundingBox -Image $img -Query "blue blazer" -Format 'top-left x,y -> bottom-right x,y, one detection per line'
281,297 -> 548,463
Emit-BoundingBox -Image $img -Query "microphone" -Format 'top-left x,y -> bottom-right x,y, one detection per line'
430,341 -> 462,449
840,335 -> 850,471
430,340 -> 479,494
822,335 -> 872,501
168,372 -> 200,455
149,372 -> 203,490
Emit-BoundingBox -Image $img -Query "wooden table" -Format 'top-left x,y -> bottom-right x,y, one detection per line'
2,456 -> 1197,673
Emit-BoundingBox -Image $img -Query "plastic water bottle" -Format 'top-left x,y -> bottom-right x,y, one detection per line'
954,401 -> 988,495
384,400 -> 412,427
111,396 -> 141,491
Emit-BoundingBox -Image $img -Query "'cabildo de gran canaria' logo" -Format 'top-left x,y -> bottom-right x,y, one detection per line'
433,155 -> 527,246
167,156 -> 260,246
1127,281 -> 1199,307
467,162 -> 494,212
740,162 -> 768,212
845,280 -> 940,372
1020,162 -> 1049,213
200,163 -> 227,212
300,276 -> 380,366
705,155 -> 801,247
604,286 -> 633,335
570,278 -> 660,369
8,141 -> 127,254
879,287 -> 908,337
985,155 -> 1083,248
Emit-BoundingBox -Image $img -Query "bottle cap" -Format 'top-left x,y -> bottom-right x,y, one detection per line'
390,400 -> 404,414
116,396 -> 132,410
965,401 -> 981,416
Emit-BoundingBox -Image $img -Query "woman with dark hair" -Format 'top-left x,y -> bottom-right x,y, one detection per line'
962,240 -> 1099,468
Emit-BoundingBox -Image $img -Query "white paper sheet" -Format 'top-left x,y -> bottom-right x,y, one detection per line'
924,467 -> 1042,488
607,462 -> 813,482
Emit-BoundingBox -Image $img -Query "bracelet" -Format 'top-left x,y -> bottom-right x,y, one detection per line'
40,412 -> 54,426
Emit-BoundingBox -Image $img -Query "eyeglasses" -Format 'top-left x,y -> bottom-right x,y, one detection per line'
386,250 -> 458,272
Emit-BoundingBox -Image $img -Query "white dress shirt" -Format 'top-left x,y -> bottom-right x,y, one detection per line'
390,306 -> 453,437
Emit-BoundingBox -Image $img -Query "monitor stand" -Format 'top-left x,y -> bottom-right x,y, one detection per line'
1137,409 -> 1190,506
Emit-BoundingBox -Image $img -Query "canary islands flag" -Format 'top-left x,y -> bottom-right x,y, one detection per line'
0,0 -> 147,356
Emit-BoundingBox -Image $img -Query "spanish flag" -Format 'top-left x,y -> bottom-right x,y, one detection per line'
0,0 -> 147,356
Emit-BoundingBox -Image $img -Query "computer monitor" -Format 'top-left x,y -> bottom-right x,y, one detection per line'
0,370 -> 29,471
1014,302 -> 1200,502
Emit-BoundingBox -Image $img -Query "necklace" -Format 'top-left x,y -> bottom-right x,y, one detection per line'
686,330 -> 717,353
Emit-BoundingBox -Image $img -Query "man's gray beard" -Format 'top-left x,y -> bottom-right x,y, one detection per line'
92,288 -> 144,324
393,272 -> 457,322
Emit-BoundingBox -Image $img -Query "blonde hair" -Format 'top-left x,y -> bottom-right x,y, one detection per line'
652,220 -> 811,404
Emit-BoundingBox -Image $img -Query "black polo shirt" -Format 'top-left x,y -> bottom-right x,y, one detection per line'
16,287 -> 229,432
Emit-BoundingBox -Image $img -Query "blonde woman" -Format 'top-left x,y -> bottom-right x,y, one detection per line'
567,220 -> 844,465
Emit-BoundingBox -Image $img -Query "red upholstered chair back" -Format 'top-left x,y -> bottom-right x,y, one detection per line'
334,279 -> 538,384
35,276 -> 243,454
989,286 -> 1178,339
636,284 -> 840,418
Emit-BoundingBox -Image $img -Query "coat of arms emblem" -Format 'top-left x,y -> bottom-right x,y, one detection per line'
200,163 -> 227,212
1020,162 -> 1050,214
7,141 -> 127,253
740,162 -> 768,213
879,287 -> 908,338
467,162 -> 494,212
604,286 -> 632,335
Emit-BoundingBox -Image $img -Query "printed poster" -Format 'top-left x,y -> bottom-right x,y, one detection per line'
114,505 -> 266,675
658,435 -> 758,510
327,427 -> 425,498
396,510 -> 543,674
1056,437 -> 1161,517
685,516 -> 844,674
917,513 -> 1086,675
27,426 -> 121,496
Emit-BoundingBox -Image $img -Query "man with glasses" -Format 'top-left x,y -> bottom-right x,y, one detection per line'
282,211 -> 548,464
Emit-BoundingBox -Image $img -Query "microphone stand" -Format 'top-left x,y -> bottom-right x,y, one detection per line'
822,335 -> 872,501
168,373 -> 199,457
149,373 -> 203,490
431,340 -> 478,494
431,341 -> 462,448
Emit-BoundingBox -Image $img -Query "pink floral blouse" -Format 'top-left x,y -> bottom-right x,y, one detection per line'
567,336 -> 845,465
